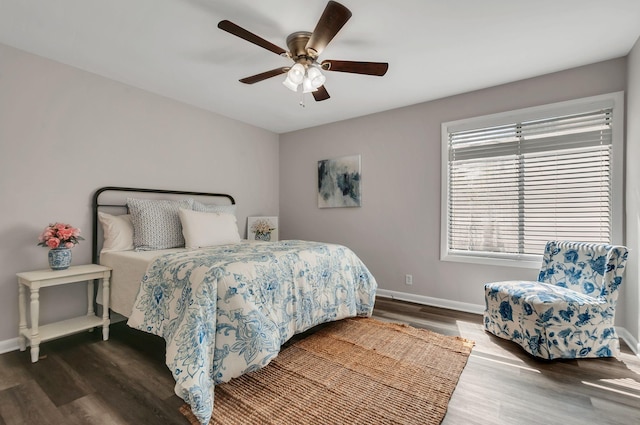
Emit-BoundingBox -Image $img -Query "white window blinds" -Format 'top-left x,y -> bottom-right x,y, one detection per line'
447,108 -> 613,258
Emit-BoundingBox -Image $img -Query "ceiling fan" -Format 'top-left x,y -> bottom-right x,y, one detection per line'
217,1 -> 389,102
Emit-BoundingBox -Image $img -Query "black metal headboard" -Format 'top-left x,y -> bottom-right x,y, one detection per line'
92,186 -> 236,264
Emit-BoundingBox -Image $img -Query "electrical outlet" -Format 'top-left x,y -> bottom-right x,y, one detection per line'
405,274 -> 413,285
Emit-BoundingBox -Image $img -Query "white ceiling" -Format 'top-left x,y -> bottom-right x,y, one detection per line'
1,0 -> 639,134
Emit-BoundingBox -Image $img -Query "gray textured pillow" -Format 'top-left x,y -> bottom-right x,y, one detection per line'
192,200 -> 236,215
127,198 -> 194,251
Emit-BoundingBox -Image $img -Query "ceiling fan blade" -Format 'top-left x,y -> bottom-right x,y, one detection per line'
313,85 -> 330,101
305,1 -> 352,56
218,20 -> 287,56
321,60 -> 389,76
239,67 -> 289,84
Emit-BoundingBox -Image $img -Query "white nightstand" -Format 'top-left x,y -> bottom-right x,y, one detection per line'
16,264 -> 112,363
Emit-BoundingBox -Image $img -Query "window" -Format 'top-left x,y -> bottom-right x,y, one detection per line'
441,92 -> 624,268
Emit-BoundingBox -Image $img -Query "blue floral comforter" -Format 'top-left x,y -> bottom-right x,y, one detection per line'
127,240 -> 377,424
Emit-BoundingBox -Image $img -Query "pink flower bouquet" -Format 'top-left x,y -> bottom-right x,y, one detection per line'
37,223 -> 84,249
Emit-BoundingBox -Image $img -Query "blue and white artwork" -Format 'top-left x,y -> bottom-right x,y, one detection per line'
318,154 -> 361,208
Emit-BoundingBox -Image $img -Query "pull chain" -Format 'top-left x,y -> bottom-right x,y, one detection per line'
299,90 -> 306,108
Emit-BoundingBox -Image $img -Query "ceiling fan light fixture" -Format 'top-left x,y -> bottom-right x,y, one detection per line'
282,75 -> 299,91
287,63 -> 305,84
307,66 -> 326,89
302,77 -> 317,93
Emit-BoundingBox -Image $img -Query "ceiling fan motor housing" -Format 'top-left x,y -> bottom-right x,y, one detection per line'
286,31 -> 316,65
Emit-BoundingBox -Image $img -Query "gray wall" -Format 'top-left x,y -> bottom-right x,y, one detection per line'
625,36 -> 640,350
280,58 -> 632,328
0,43 -> 279,346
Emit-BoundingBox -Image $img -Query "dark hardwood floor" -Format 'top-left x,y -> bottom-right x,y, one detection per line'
1,297 -> 639,424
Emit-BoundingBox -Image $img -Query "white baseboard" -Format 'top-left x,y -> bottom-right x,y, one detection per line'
376,288 -> 485,315
0,337 -> 19,355
616,326 -> 640,357
376,288 -> 640,358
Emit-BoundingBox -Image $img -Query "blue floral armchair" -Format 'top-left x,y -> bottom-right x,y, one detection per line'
483,241 -> 628,360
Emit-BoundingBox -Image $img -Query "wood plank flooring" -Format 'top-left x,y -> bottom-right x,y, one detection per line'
0,297 -> 638,424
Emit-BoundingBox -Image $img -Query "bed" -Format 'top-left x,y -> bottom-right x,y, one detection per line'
92,186 -> 377,425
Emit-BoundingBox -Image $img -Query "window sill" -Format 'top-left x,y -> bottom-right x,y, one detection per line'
441,252 -> 542,269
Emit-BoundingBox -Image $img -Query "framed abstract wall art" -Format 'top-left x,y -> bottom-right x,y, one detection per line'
317,154 -> 361,208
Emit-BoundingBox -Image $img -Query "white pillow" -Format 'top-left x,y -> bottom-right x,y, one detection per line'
98,212 -> 134,252
178,208 -> 241,248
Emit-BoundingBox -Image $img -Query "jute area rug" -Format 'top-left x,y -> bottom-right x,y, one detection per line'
180,317 -> 474,425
